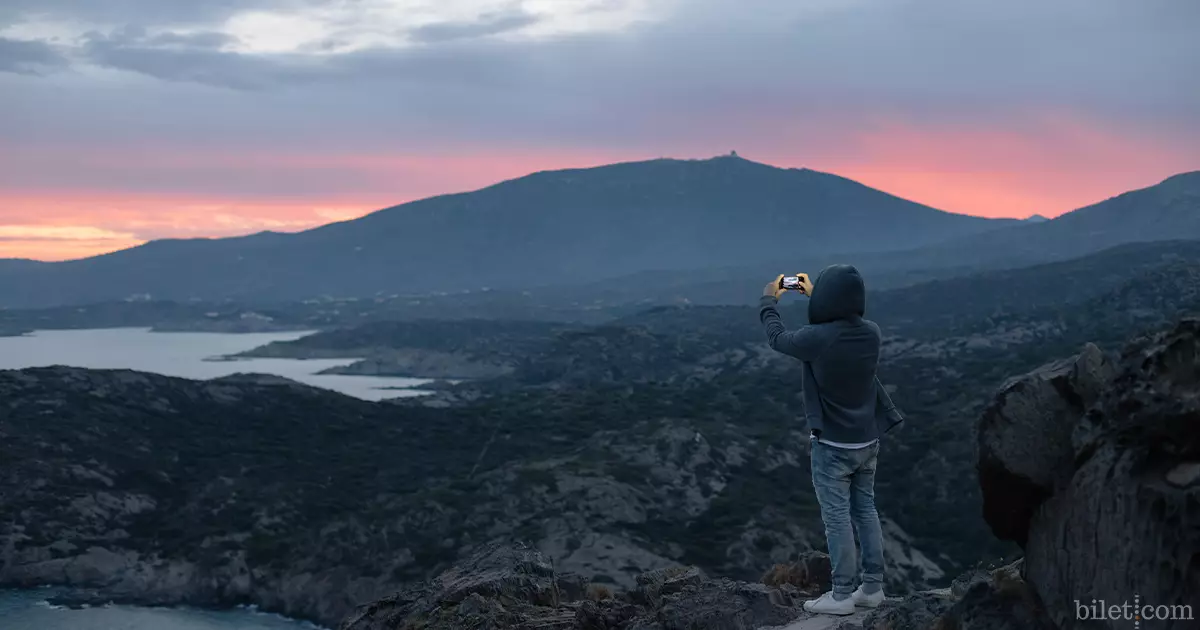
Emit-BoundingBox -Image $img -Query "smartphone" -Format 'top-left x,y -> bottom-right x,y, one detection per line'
781,275 -> 808,292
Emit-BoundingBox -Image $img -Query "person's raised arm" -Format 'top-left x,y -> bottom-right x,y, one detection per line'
759,283 -> 832,361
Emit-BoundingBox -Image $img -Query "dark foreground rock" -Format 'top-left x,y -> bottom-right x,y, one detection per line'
977,317 -> 1200,629
339,543 -> 1051,630
338,541 -> 808,630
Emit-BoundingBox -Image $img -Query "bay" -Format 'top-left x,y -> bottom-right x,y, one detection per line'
0,327 -> 430,401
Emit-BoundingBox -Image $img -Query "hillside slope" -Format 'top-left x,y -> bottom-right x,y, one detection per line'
528,173 -> 1200,306
0,364 -> 944,628
886,170 -> 1200,270
0,156 -> 1008,308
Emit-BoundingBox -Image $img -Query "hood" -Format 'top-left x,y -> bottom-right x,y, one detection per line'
808,264 -> 866,324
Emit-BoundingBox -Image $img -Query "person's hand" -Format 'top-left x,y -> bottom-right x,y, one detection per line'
763,274 -> 786,299
792,273 -> 813,296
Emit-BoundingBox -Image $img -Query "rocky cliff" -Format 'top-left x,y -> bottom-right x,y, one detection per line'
977,317 -> 1199,629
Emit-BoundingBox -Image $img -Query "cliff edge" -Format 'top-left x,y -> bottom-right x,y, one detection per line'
978,317 -> 1199,629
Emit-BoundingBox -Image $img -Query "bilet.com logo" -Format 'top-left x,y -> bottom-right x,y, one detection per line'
1076,594 -> 1194,628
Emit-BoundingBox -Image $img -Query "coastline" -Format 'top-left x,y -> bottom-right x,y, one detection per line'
232,344 -> 512,381
0,556 -> 390,629
2,587 -> 333,629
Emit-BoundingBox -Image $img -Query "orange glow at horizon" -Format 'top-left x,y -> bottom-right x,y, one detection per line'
3,121 -> 1196,262
0,193 -> 398,261
814,115 -> 1199,220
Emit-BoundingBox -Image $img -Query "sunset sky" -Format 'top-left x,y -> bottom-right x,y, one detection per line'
2,0 -> 1198,261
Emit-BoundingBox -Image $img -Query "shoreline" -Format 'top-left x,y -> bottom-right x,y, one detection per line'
0,328 -> 439,401
0,572 -> 364,629
2,587 -> 333,629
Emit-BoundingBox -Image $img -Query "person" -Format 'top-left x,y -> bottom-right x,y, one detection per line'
758,265 -> 904,615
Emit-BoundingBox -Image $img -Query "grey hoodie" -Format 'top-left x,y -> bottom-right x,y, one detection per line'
759,264 -> 903,444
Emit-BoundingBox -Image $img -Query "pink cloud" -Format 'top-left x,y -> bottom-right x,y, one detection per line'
2,115 -> 1196,261
762,113 -> 1200,218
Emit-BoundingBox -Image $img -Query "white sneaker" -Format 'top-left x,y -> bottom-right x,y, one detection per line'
851,585 -> 885,608
802,591 -> 856,615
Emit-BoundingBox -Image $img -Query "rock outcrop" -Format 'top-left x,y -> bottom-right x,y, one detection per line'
338,542 -> 1052,630
976,342 -> 1115,545
977,317 -> 1200,628
338,541 -> 830,630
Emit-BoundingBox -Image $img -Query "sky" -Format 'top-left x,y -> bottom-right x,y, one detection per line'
1,0 -> 1198,261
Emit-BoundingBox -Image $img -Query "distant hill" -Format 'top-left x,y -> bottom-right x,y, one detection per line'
0,259 -> 47,271
0,156 -> 1010,308
896,170 -> 1200,269
597,239 -> 1200,339
531,173 -> 1200,306
212,239 -> 1200,383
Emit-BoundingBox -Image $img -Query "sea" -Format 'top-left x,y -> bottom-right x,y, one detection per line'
0,590 -> 326,630
0,327 -> 432,629
0,327 -> 431,401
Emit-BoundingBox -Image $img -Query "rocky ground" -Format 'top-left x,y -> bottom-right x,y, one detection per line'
334,538 -> 1038,630
341,317 -> 1200,629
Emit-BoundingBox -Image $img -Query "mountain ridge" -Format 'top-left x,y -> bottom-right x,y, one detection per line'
0,156 -> 1012,308
1,159 -> 1196,309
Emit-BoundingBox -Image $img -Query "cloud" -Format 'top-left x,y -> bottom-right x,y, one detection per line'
2,0 -> 1195,148
0,0 -> 298,28
77,24 -> 331,89
0,224 -> 136,242
409,8 -> 540,43
8,0 -> 1184,123
0,37 -> 67,74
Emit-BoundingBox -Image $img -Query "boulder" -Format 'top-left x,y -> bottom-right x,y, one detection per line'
976,318 -> 1200,628
761,551 -> 833,595
858,591 -> 954,630
339,541 -> 570,630
976,342 -> 1115,545
576,600 -> 642,630
632,565 -> 708,609
652,579 -> 802,629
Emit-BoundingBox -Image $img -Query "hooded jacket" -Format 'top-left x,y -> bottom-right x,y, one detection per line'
759,264 -> 903,445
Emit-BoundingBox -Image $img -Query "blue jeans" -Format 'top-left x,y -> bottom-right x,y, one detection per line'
809,439 -> 886,595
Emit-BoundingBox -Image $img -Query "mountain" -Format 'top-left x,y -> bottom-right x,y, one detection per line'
518,172 -> 1200,306
890,170 -> 1200,270
0,156 -> 1012,308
